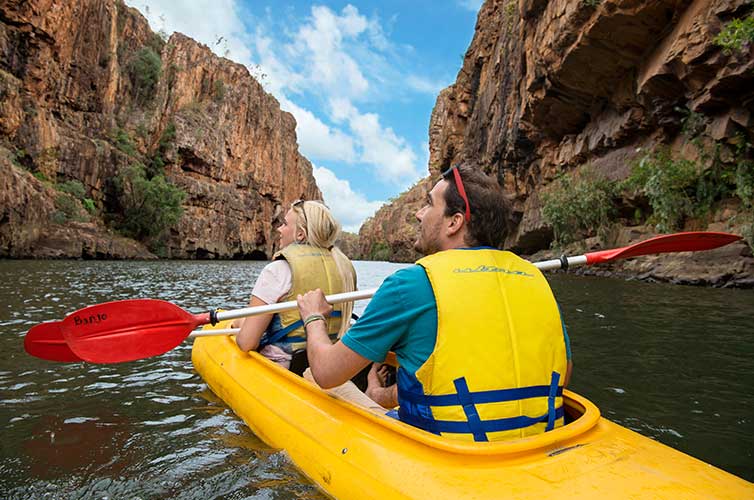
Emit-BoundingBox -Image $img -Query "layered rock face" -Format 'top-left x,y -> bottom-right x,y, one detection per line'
334,231 -> 362,260
0,0 -> 319,259
360,0 -> 754,286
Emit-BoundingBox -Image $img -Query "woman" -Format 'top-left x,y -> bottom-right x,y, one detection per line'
233,200 -> 357,371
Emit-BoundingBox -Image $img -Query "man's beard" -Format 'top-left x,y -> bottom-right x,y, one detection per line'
414,223 -> 441,256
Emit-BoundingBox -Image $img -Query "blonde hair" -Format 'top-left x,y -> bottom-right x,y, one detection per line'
292,201 -> 357,337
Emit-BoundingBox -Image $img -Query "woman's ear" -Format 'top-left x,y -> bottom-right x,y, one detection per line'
296,230 -> 307,243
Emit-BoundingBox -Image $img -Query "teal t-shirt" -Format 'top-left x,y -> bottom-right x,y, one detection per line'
343,264 -> 572,374
342,265 -> 437,374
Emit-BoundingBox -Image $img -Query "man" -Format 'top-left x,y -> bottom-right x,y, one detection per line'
296,164 -> 572,442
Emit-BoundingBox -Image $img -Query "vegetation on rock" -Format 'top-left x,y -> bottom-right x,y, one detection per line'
714,16 -> 754,55
542,132 -> 753,251
368,241 -> 393,261
127,47 -> 162,103
111,163 -> 185,243
542,168 -> 617,247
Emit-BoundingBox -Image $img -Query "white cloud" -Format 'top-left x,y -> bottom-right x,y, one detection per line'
329,97 -> 420,183
126,1 -> 427,189
124,0 -> 253,65
289,5 -> 372,99
351,112 -> 419,182
313,166 -> 384,233
279,97 -> 357,163
406,75 -> 449,95
252,29 -> 306,97
458,0 -> 484,12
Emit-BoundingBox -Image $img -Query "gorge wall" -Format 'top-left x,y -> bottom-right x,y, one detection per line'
359,0 -> 754,286
0,0 -> 320,259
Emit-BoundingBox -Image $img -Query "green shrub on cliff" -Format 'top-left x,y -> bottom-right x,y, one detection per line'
52,180 -> 95,222
53,194 -> 89,224
714,16 -> 754,55
128,47 -> 162,103
213,80 -> 226,102
57,180 -> 87,199
734,140 -> 754,250
625,149 -> 699,232
541,168 -> 617,247
147,121 -> 176,177
112,163 -> 185,241
627,140 -> 754,235
112,128 -> 138,157
369,241 -> 392,261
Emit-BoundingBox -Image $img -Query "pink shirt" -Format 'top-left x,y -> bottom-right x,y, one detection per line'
251,260 -> 292,304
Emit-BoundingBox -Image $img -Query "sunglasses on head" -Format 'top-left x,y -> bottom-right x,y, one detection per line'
441,165 -> 471,222
292,199 -> 308,227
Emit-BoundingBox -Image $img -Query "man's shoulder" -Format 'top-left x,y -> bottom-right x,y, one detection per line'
385,264 -> 430,286
376,264 -> 434,307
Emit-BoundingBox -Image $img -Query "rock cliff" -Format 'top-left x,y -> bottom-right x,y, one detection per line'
0,0 -> 320,259
359,0 -> 754,287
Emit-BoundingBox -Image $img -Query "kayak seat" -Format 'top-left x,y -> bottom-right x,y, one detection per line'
563,400 -> 582,425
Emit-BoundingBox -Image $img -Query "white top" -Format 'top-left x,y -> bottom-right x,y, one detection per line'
251,260 -> 292,304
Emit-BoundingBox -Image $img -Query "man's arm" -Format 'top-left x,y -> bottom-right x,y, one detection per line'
297,289 -> 372,388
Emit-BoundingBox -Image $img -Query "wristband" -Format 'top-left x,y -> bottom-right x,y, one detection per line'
303,314 -> 326,327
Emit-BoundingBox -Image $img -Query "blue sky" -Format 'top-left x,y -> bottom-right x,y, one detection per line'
124,0 -> 482,231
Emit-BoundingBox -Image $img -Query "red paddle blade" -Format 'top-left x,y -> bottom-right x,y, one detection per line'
60,299 -> 210,363
585,232 -> 742,265
25,321 -> 83,362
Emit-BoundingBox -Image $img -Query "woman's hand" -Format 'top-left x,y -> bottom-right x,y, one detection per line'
296,288 -> 333,320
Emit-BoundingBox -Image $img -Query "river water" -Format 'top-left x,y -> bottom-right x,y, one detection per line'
1,259 -> 752,498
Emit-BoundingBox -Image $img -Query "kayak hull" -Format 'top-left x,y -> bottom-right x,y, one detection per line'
192,333 -> 753,499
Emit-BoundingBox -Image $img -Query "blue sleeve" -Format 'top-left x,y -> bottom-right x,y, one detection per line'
557,303 -> 572,361
341,265 -> 435,365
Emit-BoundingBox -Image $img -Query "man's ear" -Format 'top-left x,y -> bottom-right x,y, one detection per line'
446,213 -> 465,238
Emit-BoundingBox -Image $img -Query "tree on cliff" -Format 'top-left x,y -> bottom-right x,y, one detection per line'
111,164 -> 185,244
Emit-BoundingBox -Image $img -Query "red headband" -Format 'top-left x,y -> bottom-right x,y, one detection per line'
451,167 -> 471,222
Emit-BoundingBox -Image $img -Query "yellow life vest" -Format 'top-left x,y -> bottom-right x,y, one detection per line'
259,244 -> 348,351
397,248 -> 567,442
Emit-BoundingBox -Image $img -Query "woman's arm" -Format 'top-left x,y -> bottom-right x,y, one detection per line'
234,295 -> 274,352
234,260 -> 291,351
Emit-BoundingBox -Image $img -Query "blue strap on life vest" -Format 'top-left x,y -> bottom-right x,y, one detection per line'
398,406 -> 565,436
546,371 -> 561,431
397,381 -> 563,406
397,372 -> 564,441
259,311 -> 342,348
454,377 -> 488,442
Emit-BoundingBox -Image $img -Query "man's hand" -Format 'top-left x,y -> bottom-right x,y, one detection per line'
366,363 -> 398,409
296,288 -> 333,320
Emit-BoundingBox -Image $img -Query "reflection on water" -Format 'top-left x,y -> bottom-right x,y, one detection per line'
550,273 -> 754,480
0,260 -> 752,498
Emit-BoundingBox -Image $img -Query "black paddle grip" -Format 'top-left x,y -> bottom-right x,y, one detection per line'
559,254 -> 569,271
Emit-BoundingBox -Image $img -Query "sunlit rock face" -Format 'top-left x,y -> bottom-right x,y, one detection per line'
359,0 -> 753,286
0,0 -> 320,259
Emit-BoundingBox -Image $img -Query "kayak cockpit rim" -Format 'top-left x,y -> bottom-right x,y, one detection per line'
205,335 -> 601,457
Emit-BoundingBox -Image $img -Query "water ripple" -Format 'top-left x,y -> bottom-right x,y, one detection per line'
2,259 -> 752,497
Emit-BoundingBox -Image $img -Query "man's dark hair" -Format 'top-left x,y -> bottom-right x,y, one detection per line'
441,164 -> 511,248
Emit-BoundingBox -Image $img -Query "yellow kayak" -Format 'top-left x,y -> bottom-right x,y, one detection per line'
192,333 -> 754,499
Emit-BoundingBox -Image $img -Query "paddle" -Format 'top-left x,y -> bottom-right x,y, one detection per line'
25,321 -> 83,362
24,231 -> 742,363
